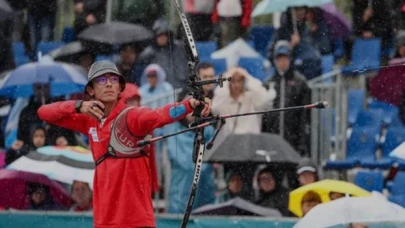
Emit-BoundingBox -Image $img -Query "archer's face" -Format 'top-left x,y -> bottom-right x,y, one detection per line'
86,73 -> 122,103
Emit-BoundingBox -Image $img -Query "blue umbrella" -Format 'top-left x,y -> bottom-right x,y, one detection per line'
0,60 -> 88,98
252,0 -> 333,17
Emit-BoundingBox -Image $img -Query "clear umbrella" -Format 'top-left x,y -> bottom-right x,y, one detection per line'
293,192 -> 405,228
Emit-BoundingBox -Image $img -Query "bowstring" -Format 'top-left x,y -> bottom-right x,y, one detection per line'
167,14 -> 179,219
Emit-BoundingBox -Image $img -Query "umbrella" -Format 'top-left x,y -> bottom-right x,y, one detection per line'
369,65 -> 405,106
252,0 -> 333,17
7,146 -> 94,188
293,193 -> 405,228
0,169 -> 73,210
78,22 -> 154,45
211,38 -> 265,68
321,3 -> 352,39
0,0 -> 12,21
48,41 -> 86,61
389,142 -> 405,161
0,149 -> 5,168
0,59 -> 88,98
289,179 -> 371,217
203,133 -> 301,165
192,197 -> 282,217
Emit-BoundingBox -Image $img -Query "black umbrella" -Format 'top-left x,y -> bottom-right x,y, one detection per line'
204,133 -> 301,164
48,41 -> 86,60
0,0 -> 12,21
192,197 -> 282,217
78,22 -> 154,45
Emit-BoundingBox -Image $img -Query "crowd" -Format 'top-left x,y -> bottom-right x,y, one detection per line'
0,0 -> 404,223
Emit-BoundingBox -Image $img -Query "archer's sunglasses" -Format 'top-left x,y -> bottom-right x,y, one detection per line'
94,75 -> 120,85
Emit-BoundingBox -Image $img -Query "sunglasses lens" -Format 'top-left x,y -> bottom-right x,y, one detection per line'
95,76 -> 107,84
110,76 -> 120,83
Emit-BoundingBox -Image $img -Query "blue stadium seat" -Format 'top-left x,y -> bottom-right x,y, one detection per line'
238,57 -> 267,81
196,41 -> 217,59
325,126 -> 380,169
249,26 -> 275,57
200,57 -> 227,75
12,42 -> 30,66
341,39 -> 381,75
388,172 -> 405,196
354,171 -> 384,192
353,110 -> 384,128
37,42 -> 65,55
321,54 -> 334,75
389,195 -> 405,208
368,99 -> 399,126
332,39 -> 345,59
348,89 -> 365,126
62,27 -> 75,43
362,127 -> 405,169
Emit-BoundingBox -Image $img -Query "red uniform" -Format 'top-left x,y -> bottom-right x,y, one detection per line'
38,99 -> 193,228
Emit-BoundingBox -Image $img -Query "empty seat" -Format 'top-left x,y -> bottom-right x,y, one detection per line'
341,39 -> 381,75
353,110 -> 384,128
325,126 -> 380,169
368,99 -> 399,126
354,171 -> 384,192
348,89 -> 365,126
249,26 -> 275,57
321,54 -> 334,75
196,41 -> 217,59
238,57 -> 267,81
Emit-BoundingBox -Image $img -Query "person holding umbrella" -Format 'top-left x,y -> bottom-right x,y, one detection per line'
37,60 -> 211,228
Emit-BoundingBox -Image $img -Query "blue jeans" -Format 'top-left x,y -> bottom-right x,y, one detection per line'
28,14 -> 55,58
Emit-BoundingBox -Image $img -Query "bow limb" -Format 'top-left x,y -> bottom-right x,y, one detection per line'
172,0 -> 206,227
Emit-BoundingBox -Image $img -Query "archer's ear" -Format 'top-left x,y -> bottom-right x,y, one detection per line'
86,85 -> 95,96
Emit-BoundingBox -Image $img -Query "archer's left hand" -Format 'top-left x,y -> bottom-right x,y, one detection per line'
189,97 -> 211,117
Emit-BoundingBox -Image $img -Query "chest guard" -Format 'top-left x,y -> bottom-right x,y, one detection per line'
95,107 -> 152,166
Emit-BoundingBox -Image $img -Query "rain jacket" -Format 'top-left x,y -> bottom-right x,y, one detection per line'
139,20 -> 189,89
140,64 -> 174,107
37,98 -> 193,228
262,67 -> 311,157
167,121 -> 215,213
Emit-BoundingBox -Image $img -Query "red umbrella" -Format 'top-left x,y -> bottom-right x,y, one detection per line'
0,170 -> 73,210
369,65 -> 405,106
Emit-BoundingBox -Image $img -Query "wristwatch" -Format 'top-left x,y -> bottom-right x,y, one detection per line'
74,100 -> 83,113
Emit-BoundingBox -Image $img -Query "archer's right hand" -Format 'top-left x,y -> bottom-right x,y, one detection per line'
79,101 -> 106,121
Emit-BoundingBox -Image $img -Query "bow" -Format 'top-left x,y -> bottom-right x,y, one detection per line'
171,0 -> 217,227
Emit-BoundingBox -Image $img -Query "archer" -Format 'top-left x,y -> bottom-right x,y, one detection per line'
37,60 -> 211,228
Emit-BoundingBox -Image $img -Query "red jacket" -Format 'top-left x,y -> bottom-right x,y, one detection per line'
38,99 -> 193,228
211,0 -> 253,28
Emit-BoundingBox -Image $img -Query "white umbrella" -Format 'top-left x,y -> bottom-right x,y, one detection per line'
389,142 -> 405,160
211,38 -> 268,68
293,192 -> 405,228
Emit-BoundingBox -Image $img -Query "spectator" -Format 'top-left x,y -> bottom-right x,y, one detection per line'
120,83 -> 141,106
0,17 -> 15,73
212,67 -> 270,138
112,0 -> 164,28
167,92 -> 215,213
301,191 -> 321,216
306,8 -> 332,55
216,171 -> 251,203
329,192 -> 346,201
27,0 -> 57,58
389,31 -> 405,65
212,0 -> 252,47
182,0 -> 216,41
352,0 -> 393,48
117,44 -> 144,85
391,0 -> 405,32
27,183 -> 65,211
255,167 -> 290,216
140,64 -> 174,105
73,0 -> 107,37
5,125 -> 48,165
196,62 -> 216,99
297,158 -> 318,186
75,51 -> 96,72
263,41 -> 311,157
268,8 -> 322,79
70,180 -> 93,212
17,84 -> 77,146
139,19 -> 188,89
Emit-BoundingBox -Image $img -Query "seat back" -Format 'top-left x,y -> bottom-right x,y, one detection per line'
354,171 -> 384,192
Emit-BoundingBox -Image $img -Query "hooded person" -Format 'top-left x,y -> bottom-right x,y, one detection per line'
28,183 -> 65,211
255,166 -> 290,216
140,63 -> 174,107
262,40 -> 311,157
139,19 -> 189,89
216,170 -> 251,203
5,125 -> 48,165
37,60 -> 212,228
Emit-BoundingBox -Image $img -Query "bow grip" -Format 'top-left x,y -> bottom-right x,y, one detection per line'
192,100 -> 205,117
